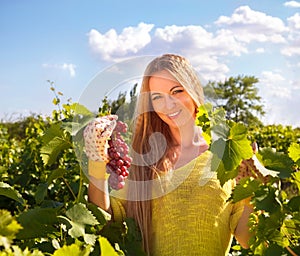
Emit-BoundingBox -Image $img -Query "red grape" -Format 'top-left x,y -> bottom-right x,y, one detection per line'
106,120 -> 132,190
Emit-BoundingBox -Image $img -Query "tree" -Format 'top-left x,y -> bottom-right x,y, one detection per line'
204,75 -> 265,127
108,83 -> 138,123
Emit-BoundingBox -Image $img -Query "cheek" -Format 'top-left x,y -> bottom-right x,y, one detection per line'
151,100 -> 164,113
180,97 -> 196,114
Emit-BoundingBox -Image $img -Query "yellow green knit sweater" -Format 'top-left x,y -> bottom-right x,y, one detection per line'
111,151 -> 245,256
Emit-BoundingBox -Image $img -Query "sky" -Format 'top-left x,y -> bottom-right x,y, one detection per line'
1,0 -> 300,127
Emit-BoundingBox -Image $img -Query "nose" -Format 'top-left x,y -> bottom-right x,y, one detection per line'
164,95 -> 176,110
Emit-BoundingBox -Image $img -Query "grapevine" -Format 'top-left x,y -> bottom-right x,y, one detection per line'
0,87 -> 299,255
196,102 -> 300,255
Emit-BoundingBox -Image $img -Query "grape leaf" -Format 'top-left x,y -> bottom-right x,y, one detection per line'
17,207 -> 59,239
52,243 -> 90,256
292,171 -> 300,192
40,139 -> 70,166
0,209 -> 23,249
0,182 -> 25,205
288,142 -> 300,163
211,122 -> 253,184
66,203 -> 99,226
287,196 -> 300,212
34,183 -> 48,204
230,177 -> 260,203
99,237 -> 119,256
257,148 -> 294,178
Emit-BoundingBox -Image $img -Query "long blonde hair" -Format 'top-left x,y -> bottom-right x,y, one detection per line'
126,53 -> 204,254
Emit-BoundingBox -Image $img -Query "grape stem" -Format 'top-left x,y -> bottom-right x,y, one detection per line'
286,246 -> 298,256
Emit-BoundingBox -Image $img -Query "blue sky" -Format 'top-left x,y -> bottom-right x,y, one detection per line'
1,0 -> 300,126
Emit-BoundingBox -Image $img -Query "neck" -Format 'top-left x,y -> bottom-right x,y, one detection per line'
171,124 -> 200,148
171,125 -> 209,169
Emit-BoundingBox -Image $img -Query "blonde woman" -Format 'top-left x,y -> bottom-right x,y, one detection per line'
85,54 -> 253,255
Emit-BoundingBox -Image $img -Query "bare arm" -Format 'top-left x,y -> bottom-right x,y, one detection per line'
234,198 -> 253,248
88,176 -> 111,213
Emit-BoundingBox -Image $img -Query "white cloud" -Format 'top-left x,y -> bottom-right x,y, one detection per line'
87,22 -> 154,61
42,63 -> 76,77
281,39 -> 300,56
255,47 -> 265,53
259,71 -> 290,98
215,6 -> 288,43
85,6 -> 299,126
284,1 -> 300,8
287,13 -> 300,31
280,13 -> 300,56
257,70 -> 300,126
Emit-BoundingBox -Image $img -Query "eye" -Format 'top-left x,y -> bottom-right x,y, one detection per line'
171,88 -> 184,95
151,94 -> 162,101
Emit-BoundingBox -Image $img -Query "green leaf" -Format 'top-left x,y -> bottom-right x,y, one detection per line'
66,203 -> 99,226
46,168 -> 66,184
292,171 -> 300,192
62,204 -> 99,245
0,209 -> 23,249
34,183 -> 48,204
71,103 -> 94,116
269,230 -> 289,248
258,148 -> 294,178
211,122 -> 230,140
52,243 -> 90,256
287,196 -> 300,212
99,236 -> 119,256
230,177 -> 260,203
213,155 -> 239,185
211,122 -> 253,183
83,233 -> 97,245
40,136 -> 70,166
40,123 -> 71,166
288,142 -> 300,162
16,207 -> 59,239
52,98 -> 60,105
40,124 -> 71,166
255,186 -> 281,213
0,182 -> 25,205
68,221 -> 85,239
7,246 -> 45,256
87,202 -> 110,225
41,123 -> 63,144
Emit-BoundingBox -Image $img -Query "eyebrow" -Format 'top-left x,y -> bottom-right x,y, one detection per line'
170,85 -> 183,92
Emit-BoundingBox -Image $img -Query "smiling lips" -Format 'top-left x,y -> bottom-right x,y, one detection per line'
167,109 -> 182,119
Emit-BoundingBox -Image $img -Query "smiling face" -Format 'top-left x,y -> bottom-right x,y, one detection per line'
149,70 -> 196,132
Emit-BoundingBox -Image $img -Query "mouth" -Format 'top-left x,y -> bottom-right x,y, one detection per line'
167,110 -> 181,119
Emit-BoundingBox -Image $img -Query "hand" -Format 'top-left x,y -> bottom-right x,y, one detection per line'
83,115 -> 117,179
83,115 -> 117,163
236,142 -> 275,184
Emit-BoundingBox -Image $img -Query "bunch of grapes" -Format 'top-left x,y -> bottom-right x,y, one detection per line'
106,121 -> 132,190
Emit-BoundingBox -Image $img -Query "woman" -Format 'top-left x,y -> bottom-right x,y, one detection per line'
85,54 -> 253,255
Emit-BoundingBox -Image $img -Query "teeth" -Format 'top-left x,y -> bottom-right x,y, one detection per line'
168,111 -> 180,117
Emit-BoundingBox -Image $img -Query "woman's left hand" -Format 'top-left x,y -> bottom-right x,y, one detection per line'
236,142 -> 278,184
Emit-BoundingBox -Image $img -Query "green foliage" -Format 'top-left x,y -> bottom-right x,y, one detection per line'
0,83 -> 145,255
1,82 -> 299,255
0,210 -> 23,249
248,125 -> 300,154
204,75 -> 265,126
196,103 -> 300,255
196,103 -> 253,185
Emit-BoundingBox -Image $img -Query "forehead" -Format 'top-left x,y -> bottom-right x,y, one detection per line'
148,70 -> 180,92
